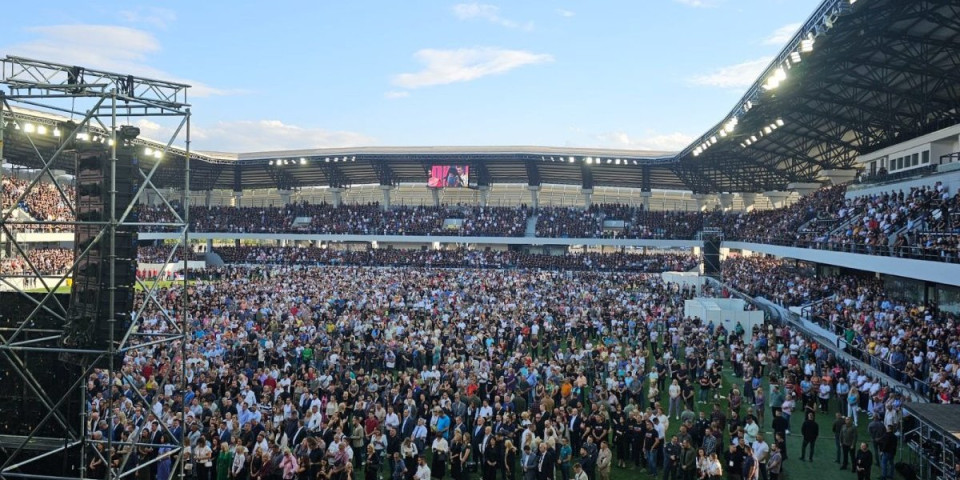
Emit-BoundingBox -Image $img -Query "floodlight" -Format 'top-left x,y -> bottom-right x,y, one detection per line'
569,157 -> 574,163
615,159 -> 621,165
585,157 -> 593,164
153,151 -> 163,159
269,160 -> 274,166
23,123 -> 35,133
710,136 -> 717,144
764,126 -> 772,134
800,38 -> 814,52
351,156 -> 356,161
606,159 -> 612,164
77,133 -> 89,141
750,135 -> 757,142
776,118 -> 785,127
719,130 -> 728,138
37,125 -> 48,135
53,128 -> 61,137
145,147 -> 154,156
790,51 -> 802,64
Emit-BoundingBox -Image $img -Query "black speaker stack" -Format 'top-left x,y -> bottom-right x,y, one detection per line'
61,140 -> 139,359
703,236 -> 722,277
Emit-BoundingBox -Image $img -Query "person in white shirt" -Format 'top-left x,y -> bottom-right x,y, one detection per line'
414,456 -> 431,480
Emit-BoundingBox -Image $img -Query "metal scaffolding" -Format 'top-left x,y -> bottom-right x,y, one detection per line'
0,56 -> 192,480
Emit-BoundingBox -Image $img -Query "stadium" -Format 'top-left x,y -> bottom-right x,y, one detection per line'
1,1 -> 959,480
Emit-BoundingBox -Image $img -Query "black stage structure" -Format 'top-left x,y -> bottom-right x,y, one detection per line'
902,403 -> 960,480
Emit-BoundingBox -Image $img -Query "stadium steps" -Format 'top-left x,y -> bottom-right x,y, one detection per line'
524,215 -> 538,237
204,251 -> 226,267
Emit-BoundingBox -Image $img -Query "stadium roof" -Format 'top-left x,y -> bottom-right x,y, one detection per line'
2,0 -> 959,194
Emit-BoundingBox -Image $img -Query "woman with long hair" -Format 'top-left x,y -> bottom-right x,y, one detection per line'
502,439 -> 517,480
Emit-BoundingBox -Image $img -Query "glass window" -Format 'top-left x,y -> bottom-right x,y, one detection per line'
912,153 -> 919,166
922,151 -> 930,164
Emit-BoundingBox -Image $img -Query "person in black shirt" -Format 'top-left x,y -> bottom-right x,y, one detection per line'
854,443 -> 872,480
664,436 -> 682,480
799,412 -> 819,462
724,443 -> 744,480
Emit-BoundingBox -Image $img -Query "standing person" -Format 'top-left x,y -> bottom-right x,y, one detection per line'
878,426 -> 897,480
839,418 -> 858,471
557,438 -> 572,480
195,438 -> 214,480
663,436 -> 681,480
522,445 -> 538,480
364,446 -> 380,480
750,435 -> 769,480
867,417 -> 885,462
741,446 -> 757,480
232,446 -> 248,480
392,453 -> 407,480
431,433 -> 449,480
596,442 -> 611,480
703,452 -> 723,480
831,413 -> 845,464
765,445 -> 781,480
503,440 -> 518,480
680,440 -> 696,480
414,457 -> 431,480
536,442 -> 556,480
800,413 -> 820,462
484,437 -> 500,480
854,443 -> 872,480
218,443 -> 235,480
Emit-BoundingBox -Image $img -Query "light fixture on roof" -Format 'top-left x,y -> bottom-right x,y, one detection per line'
606,159 -> 612,164
300,157 -> 307,165
800,36 -> 815,52
719,130 -> 728,138
569,157 -> 575,163
77,133 -> 89,141
325,157 -> 330,162
632,160 -> 637,165
764,126 -> 772,134
750,135 -> 757,142
615,159 -> 621,165
37,125 -> 48,135
790,51 -> 802,64
153,150 -> 163,159
776,118 -> 785,127
53,127 -> 61,137
23,123 -> 35,133
145,147 -> 154,156
351,156 -> 356,161
585,157 -> 592,164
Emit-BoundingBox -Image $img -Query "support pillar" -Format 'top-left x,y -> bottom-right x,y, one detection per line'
329,187 -> 343,207
787,182 -> 821,197
479,185 -> 490,207
204,190 -> 213,207
764,190 -> 790,209
819,169 -> 858,185
206,238 -> 213,253
278,189 -> 293,205
527,185 -> 541,210
691,194 -> 709,212
430,187 -> 441,207
639,191 -> 652,210
379,185 -> 394,211
719,193 -> 735,211
740,193 -> 756,212
232,190 -> 243,207
581,188 -> 593,209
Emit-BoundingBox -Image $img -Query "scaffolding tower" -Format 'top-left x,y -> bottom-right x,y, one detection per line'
0,56 -> 192,480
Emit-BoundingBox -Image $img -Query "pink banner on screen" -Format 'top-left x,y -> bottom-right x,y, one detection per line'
428,165 -> 469,188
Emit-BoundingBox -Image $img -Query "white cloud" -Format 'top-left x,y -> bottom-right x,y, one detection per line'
763,23 -> 802,46
392,47 -> 553,89
452,3 -> 533,30
557,9 -> 575,17
192,120 -> 376,152
384,91 -> 410,99
2,25 -> 243,97
119,7 -> 177,29
599,131 -> 694,151
673,0 -> 718,7
688,57 -> 772,88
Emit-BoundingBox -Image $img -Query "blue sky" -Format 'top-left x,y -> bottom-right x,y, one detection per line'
1,0 -> 821,153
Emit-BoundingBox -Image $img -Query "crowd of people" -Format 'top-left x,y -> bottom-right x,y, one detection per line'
1,176 -> 76,232
0,247 -> 74,275
77,262 -> 912,480
138,245 -> 207,264
212,247 -> 700,273
722,255 -> 960,405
